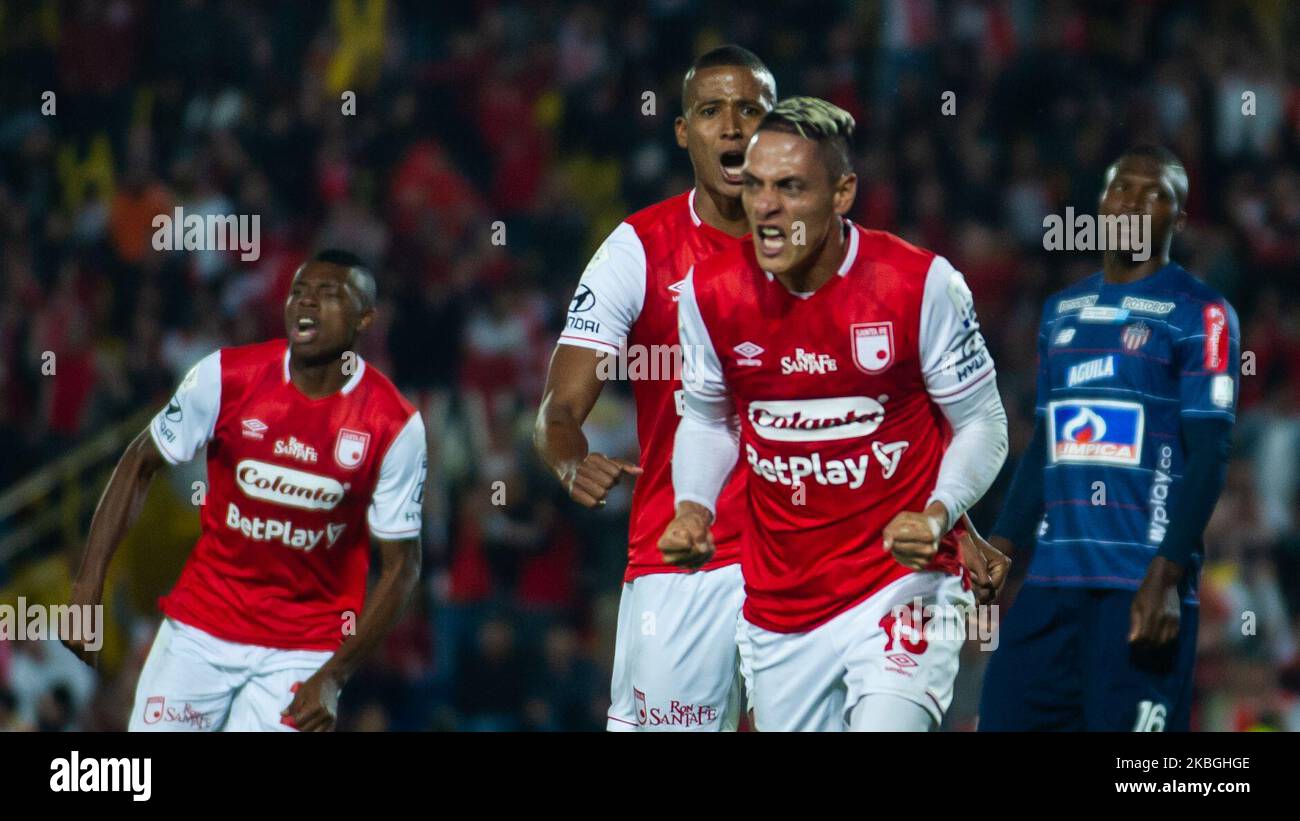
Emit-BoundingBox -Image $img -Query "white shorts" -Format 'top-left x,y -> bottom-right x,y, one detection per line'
607,563 -> 752,731
745,571 -> 974,732
129,618 -> 333,732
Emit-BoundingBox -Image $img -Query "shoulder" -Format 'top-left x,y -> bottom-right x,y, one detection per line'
623,191 -> 693,241
583,220 -> 645,272
852,229 -> 959,327
1166,266 -> 1235,316
206,340 -> 286,398
855,227 -> 938,278
625,191 -> 723,271
219,339 -> 288,374
1175,272 -> 1242,340
854,228 -> 946,314
1135,267 -> 1238,341
689,240 -> 756,299
356,360 -> 419,425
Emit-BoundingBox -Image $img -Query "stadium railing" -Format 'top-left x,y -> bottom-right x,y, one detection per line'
0,408 -> 154,568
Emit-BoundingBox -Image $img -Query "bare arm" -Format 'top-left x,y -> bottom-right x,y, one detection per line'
533,344 -> 641,507
284,536 -> 421,732
64,428 -> 167,666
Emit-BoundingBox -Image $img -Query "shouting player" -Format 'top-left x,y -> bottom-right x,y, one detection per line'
977,147 -> 1239,731
534,46 -> 776,731
663,97 -> 1009,731
64,250 -> 427,732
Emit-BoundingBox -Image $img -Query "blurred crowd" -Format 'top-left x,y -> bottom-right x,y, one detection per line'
2,0 -> 1300,731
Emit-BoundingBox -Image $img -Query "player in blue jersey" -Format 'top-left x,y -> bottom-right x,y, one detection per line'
976,146 -> 1240,731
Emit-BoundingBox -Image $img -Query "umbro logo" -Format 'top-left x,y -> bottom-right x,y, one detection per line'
242,419 -> 268,440
733,341 -> 764,366
667,280 -> 686,302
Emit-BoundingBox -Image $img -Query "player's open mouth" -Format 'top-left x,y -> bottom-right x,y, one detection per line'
292,316 -> 319,343
720,151 -> 745,184
758,225 -> 786,256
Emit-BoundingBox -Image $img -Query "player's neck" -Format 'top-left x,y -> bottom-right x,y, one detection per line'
692,184 -> 749,238
288,353 -> 350,399
774,219 -> 847,295
1101,250 -> 1170,285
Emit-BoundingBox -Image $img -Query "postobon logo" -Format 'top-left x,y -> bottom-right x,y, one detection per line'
747,396 -> 885,442
236,459 -> 345,510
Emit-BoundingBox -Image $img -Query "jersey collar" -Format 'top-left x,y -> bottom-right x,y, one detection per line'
688,187 -> 751,242
837,219 -> 860,276
1097,260 -> 1180,291
283,347 -> 366,395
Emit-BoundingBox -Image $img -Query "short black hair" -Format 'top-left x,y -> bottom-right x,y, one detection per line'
313,248 -> 369,270
1107,145 -> 1189,210
756,96 -> 856,181
298,248 -> 377,311
681,45 -> 777,114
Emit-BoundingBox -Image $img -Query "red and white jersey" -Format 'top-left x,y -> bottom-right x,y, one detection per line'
558,190 -> 748,581
681,222 -> 995,633
149,339 -> 426,651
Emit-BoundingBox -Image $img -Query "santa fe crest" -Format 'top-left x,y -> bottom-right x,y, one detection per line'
851,322 -> 895,374
634,687 -> 648,725
335,428 -> 371,469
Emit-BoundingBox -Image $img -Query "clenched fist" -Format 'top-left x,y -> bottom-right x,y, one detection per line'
559,453 -> 643,508
281,669 -> 342,732
882,503 -> 949,571
658,502 -> 715,570
958,530 -> 1012,605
